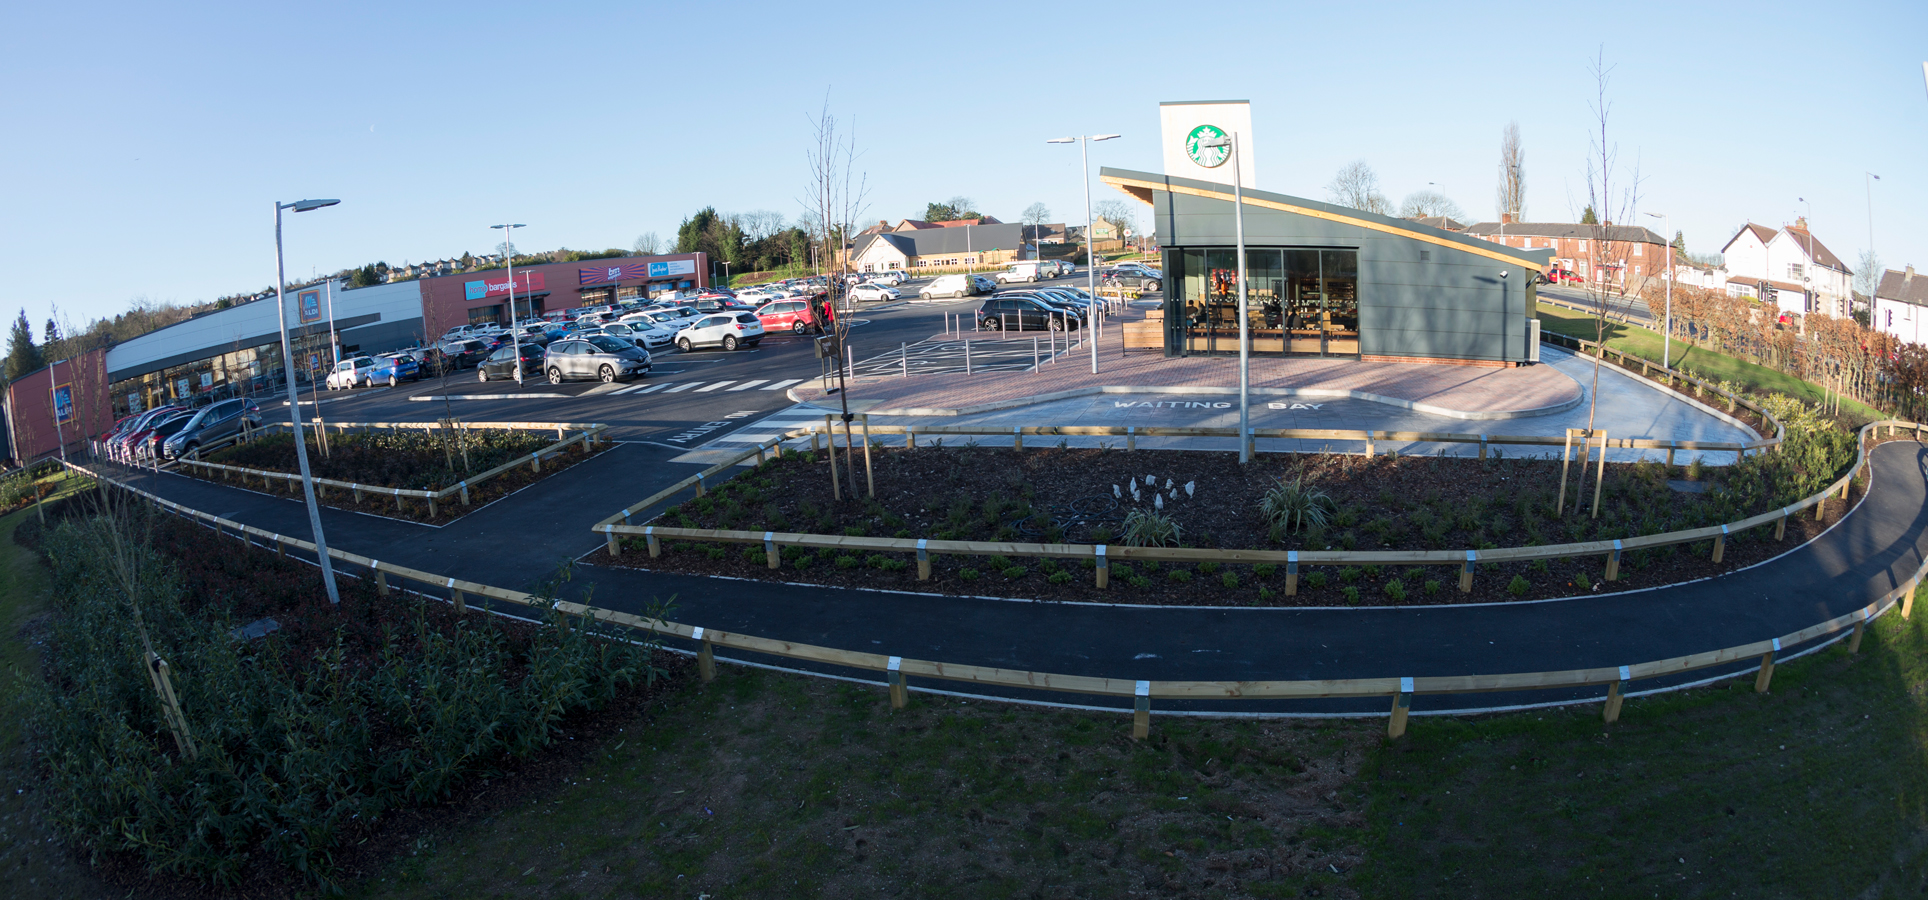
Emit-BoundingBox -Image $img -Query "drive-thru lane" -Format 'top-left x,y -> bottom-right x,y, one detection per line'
99,436 -> 1928,717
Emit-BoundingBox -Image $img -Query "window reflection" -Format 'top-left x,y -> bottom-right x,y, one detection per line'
1172,247 -> 1359,358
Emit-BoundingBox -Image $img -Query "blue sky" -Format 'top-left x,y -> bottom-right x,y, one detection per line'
4,0 -> 1925,330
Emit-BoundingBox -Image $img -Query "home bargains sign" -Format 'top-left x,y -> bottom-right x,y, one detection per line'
579,263 -> 650,285
464,271 -> 545,300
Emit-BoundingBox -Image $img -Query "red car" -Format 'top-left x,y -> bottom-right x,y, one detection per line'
755,298 -> 823,335
1543,268 -> 1583,285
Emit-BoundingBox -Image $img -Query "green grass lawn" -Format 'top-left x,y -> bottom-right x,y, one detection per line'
1537,304 -> 1884,422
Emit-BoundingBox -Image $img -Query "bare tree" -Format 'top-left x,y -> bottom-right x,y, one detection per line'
1576,47 -> 1643,507
1496,121 -> 1526,220
737,210 -> 788,244
1325,161 -> 1390,215
1093,199 -> 1138,241
799,93 -> 870,496
1398,190 -> 1467,222
1855,249 -> 1884,305
1022,202 -> 1050,227
632,232 -> 663,256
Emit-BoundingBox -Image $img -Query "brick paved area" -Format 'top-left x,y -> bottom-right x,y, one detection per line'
796,318 -> 1581,420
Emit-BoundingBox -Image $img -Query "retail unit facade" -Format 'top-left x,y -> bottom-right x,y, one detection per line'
1101,168 -> 1552,366
416,252 -> 709,338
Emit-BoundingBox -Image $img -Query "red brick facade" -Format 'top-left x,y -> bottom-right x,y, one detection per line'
416,252 -> 709,340
4,346 -> 112,464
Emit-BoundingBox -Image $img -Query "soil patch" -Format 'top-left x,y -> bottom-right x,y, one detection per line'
606,441 -> 1869,607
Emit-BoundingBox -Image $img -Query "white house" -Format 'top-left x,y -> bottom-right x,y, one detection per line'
1720,219 -> 1853,319
1874,266 -> 1928,345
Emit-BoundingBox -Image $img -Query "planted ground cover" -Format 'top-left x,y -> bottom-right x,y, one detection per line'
191,427 -> 603,524
611,397 -> 1863,606
9,494 -> 672,893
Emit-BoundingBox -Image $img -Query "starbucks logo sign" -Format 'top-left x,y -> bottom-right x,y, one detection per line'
1185,124 -> 1229,168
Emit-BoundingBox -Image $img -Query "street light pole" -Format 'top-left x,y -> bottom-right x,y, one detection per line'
325,278 -> 340,366
274,198 -> 343,605
1048,133 -> 1120,375
492,224 -> 526,383
1645,211 -> 1671,368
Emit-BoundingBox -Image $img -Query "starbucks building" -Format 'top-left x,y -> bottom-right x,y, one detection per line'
1102,101 -> 1552,366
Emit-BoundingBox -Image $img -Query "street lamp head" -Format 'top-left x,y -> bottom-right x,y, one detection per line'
1046,137 -> 1076,144
1645,212 -> 1664,219
491,223 -> 526,230
287,199 -> 340,213
1092,134 -> 1121,142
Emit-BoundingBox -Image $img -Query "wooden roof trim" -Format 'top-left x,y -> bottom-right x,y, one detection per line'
1101,174 -> 1548,269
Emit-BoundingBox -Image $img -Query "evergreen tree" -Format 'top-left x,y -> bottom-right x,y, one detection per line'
44,318 -> 61,344
5,309 -> 44,381
1673,230 -> 1685,253
1580,205 -> 1598,225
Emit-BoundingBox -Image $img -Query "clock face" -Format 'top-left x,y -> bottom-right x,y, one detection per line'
1186,124 -> 1229,168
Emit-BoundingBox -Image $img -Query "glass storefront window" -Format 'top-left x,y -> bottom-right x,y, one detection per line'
1171,247 -> 1359,358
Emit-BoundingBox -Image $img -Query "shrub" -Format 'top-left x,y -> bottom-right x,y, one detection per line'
1424,579 -> 1442,595
1307,571 -> 1328,589
1220,572 -> 1239,589
1127,575 -> 1151,588
1001,566 -> 1027,579
1384,578 -> 1407,602
705,546 -> 727,560
881,559 -> 908,572
741,546 -> 764,564
987,554 -> 1014,569
959,567 -> 980,581
844,525 -> 866,537
1198,561 -> 1220,575
1253,563 -> 1277,579
1111,563 -> 1134,578
835,555 -> 860,569
1039,558 -> 1061,574
1508,574 -> 1531,596
1168,569 -> 1193,583
1338,566 -> 1362,584
1121,509 -> 1183,547
794,554 -> 814,569
1047,570 -> 1073,585
1258,475 -> 1335,533
1341,586 -> 1361,604
1575,570 -> 1593,590
1258,586 -> 1275,601
866,553 -> 889,569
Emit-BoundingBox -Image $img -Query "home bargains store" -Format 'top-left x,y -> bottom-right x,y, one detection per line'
417,252 -> 709,337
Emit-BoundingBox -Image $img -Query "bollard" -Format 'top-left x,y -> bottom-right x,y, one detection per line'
1602,666 -> 1631,723
1033,337 -> 1040,371
964,335 -> 972,375
1755,638 -> 1780,692
901,342 -> 909,377
1388,677 -> 1413,738
1094,545 -> 1108,588
1132,681 -> 1151,740
916,539 -> 931,580
1285,550 -> 1299,595
695,627 -> 715,682
887,657 -> 908,709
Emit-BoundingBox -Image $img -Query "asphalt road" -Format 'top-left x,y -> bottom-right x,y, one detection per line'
1539,283 -> 1654,325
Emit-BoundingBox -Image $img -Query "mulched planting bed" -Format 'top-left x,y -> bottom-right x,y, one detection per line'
15,499 -> 681,897
183,428 -> 607,524
606,438 -> 1871,607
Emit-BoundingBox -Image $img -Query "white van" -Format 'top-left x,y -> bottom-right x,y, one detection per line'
997,262 -> 1043,284
919,274 -> 977,299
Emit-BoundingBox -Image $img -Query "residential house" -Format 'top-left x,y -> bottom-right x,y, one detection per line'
1403,215 -> 1466,232
1874,266 -> 1928,345
1719,219 -> 1852,319
1462,215 -> 1671,287
848,223 -> 1027,273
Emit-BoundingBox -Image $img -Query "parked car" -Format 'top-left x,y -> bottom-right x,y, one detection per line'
1099,265 -> 1162,292
130,410 -> 196,461
735,286 -> 791,304
325,356 -> 381,390
755,299 -> 822,334
1543,267 -> 1583,285
437,339 -> 490,370
972,274 -> 998,294
977,296 -> 1083,331
370,354 -> 421,385
870,270 -> 909,286
476,342 -> 547,381
997,262 -> 1045,284
542,335 -> 652,384
161,398 -> 262,459
106,407 -> 181,461
597,321 -> 675,350
920,274 -> 977,299
1039,259 -> 1075,277
849,282 -> 900,302
674,312 -> 766,352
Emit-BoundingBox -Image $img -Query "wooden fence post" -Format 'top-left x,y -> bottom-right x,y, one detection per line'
428,495 -> 437,518
861,415 -> 875,499
916,539 -> 931,580
1093,545 -> 1108,588
1590,430 -> 1608,519
1388,677 -> 1413,738
606,525 -> 621,557
1013,426 -> 1024,452
695,627 -> 715,682
1905,577 -> 1919,619
1754,639 -> 1780,693
1774,510 -> 1787,540
275,537 -> 286,559
1849,608 -> 1870,654
146,652 -> 198,761
1557,430 -> 1574,516
887,657 -> 907,709
646,526 -> 661,558
1459,551 -> 1476,593
1285,550 -> 1300,595
1711,525 -> 1728,563
1365,430 -> 1375,458
449,578 -> 466,615
1602,666 -> 1630,723
1126,426 -> 1136,451
375,563 -> 390,597
765,532 -> 780,569
459,482 -> 470,506
1132,681 -> 1151,740
1604,540 -> 1622,581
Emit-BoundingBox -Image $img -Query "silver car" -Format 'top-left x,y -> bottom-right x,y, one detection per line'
161,397 -> 263,459
543,335 -> 652,384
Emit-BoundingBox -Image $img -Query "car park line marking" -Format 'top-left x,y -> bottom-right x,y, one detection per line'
663,383 -> 701,392
726,380 -> 768,391
630,383 -> 672,394
761,379 -> 802,391
695,381 -> 734,392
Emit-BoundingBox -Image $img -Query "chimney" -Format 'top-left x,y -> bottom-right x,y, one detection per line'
1790,217 -> 1809,234
1500,212 -> 1513,225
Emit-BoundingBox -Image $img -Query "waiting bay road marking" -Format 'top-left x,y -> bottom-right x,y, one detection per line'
726,380 -> 768,391
695,381 -> 735,392
761,379 -> 801,391
665,411 -> 761,444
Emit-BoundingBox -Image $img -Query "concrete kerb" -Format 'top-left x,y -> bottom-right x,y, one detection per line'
1548,344 -> 1765,440
787,382 -> 1586,421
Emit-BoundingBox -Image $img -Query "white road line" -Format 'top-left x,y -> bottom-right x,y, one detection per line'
663,382 -> 701,393
695,381 -> 734,392
726,380 -> 768,391
761,379 -> 802,391
610,384 -> 647,395
631,383 -> 671,394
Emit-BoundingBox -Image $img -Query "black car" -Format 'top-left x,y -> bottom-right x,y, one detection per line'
1000,289 -> 1092,319
476,343 -> 547,381
978,296 -> 1083,331
1099,266 -> 1162,292
437,339 -> 490,369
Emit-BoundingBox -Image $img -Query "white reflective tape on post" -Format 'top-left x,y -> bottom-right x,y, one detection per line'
1400,676 -> 1414,694
1134,680 -> 1151,697
691,626 -> 705,641
888,656 -> 902,672
446,578 -> 456,589
1618,665 -> 1631,682
1095,544 -> 1107,567
916,539 -> 928,561
645,526 -> 654,537
1771,638 -> 1782,652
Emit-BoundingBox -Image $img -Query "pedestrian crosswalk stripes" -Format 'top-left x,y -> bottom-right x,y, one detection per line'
692,404 -> 835,449
663,382 -> 701,392
525,377 -> 807,399
761,378 -> 801,391
726,379 -> 768,391
694,381 -> 734,392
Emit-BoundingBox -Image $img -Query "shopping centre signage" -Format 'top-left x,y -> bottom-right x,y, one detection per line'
464,271 -> 545,300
